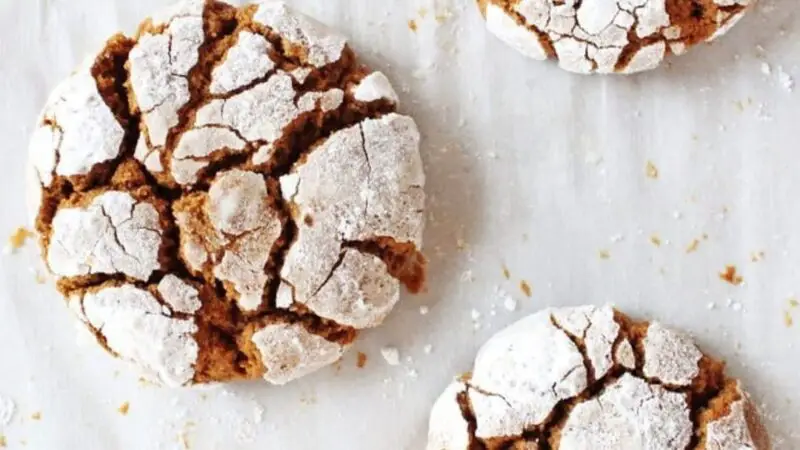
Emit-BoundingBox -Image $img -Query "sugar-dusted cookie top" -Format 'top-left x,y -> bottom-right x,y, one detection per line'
29,0 -> 426,387
427,305 -> 770,449
477,0 -> 752,74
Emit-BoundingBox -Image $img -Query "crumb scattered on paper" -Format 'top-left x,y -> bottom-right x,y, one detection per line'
419,306 -> 429,316
6,227 -> 34,253
502,265 -> 511,279
719,265 -> 744,286
0,434 -> 6,447
381,347 -> 400,366
650,234 -> 662,247
646,161 -> 659,179
599,249 -> 611,259
118,402 -> 130,415
784,310 -> 793,328
751,251 -> 765,262
30,412 -> 41,421
519,280 -> 532,298
686,239 -> 700,253
357,352 -> 368,369
407,20 -> 418,32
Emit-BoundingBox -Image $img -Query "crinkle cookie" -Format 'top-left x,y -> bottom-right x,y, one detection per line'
427,305 -> 771,449
477,0 -> 752,74
28,0 -> 426,387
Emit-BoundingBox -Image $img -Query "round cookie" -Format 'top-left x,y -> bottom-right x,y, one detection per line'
28,0 -> 426,387
476,0 -> 752,74
427,305 -> 770,449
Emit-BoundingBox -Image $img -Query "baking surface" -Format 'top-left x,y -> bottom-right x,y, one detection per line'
1,0 -> 799,448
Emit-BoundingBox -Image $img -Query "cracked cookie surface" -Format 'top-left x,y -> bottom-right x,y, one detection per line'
476,0 -> 752,74
28,0 -> 426,387
427,305 -> 770,449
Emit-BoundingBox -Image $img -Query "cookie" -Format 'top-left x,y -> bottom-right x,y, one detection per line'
476,0 -> 752,74
427,305 -> 770,449
28,0 -> 426,387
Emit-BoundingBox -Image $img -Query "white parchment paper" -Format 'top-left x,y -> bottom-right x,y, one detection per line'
0,0 -> 799,448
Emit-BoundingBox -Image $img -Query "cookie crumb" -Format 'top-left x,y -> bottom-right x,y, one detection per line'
381,347 -> 400,366
30,412 -> 41,421
650,234 -> 662,247
6,227 -> 34,254
33,270 -> 47,284
519,281 -> 532,298
789,298 -> 799,308
504,296 -> 518,312
598,249 -> 611,259
408,20 -> 418,32
0,395 -> 15,427
118,402 -> 130,415
502,265 -> 511,279
750,251 -> 765,262
471,309 -> 482,321
646,161 -> 659,179
356,352 -> 368,369
719,265 -> 744,286
0,434 -> 6,447
686,239 -> 700,253
784,311 -> 793,328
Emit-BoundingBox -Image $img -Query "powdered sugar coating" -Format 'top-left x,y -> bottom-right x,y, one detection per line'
280,114 -> 424,327
485,4 -> 548,61
196,71 -> 305,143
427,382 -> 471,450
47,192 -> 163,281
129,2 -> 204,157
157,275 -> 202,315
251,322 -> 344,385
615,338 -> 637,370
481,0 -> 753,74
305,250 -> 400,329
81,284 -> 199,387
467,310 -> 587,438
551,305 -> 619,379
210,31 -> 275,95
253,2 -> 347,68
353,72 -> 399,104
297,88 -> 344,112
178,169 -> 282,311
172,127 -> 247,185
559,374 -> 693,449
643,321 -> 702,386
29,56 -> 124,187
705,384 -> 765,450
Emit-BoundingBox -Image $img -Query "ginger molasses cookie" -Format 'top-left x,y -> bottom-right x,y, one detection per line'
427,305 -> 770,449
476,0 -> 752,74
27,0 -> 426,387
